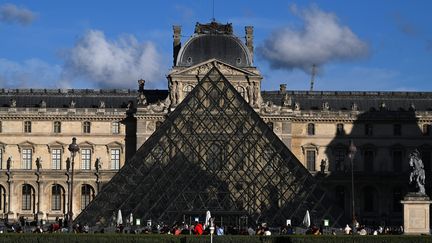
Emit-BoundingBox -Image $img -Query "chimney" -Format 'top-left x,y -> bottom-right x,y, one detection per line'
245,26 -> 254,63
173,25 -> 182,66
280,84 -> 287,94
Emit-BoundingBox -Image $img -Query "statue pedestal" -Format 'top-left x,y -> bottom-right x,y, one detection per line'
401,194 -> 432,235
6,211 -> 15,223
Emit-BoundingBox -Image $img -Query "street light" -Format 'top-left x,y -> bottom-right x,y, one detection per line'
348,139 -> 357,232
68,137 -> 80,233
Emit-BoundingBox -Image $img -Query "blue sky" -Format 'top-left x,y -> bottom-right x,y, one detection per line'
1,0 -> 431,91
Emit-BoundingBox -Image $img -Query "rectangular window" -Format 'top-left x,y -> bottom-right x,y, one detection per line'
54,121 -> 61,133
51,149 -> 62,170
111,149 -> 120,170
336,123 -> 344,136
423,124 -> 431,136
335,149 -> 346,171
81,186 -> 92,210
83,121 -> 91,134
364,150 -> 374,172
0,121 -> 2,133
22,185 -> 32,210
0,149 -> 2,170
81,149 -> 91,170
24,121 -> 31,133
307,123 -> 315,135
112,121 -> 120,134
365,124 -> 373,136
306,150 -> 316,171
22,149 -> 32,169
393,124 -> 401,136
393,150 -> 403,172
52,186 -> 61,211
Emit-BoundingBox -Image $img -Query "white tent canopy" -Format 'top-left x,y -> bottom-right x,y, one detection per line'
117,209 -> 123,226
302,210 -> 311,228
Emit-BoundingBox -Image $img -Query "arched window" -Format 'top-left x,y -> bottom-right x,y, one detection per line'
51,184 -> 64,211
22,184 -> 34,211
307,123 -> 315,136
81,184 -> 95,210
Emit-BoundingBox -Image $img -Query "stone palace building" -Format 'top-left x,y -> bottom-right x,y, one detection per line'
0,21 -> 431,226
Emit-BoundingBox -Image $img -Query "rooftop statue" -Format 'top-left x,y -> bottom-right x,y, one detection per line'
409,149 -> 426,195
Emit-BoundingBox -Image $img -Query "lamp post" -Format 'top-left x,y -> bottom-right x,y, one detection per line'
348,139 -> 357,233
68,137 -> 80,233
209,218 -> 215,243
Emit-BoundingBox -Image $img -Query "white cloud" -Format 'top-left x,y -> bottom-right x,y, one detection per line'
62,30 -> 164,88
317,66 -> 401,91
0,58 -> 62,88
258,5 -> 368,73
0,3 -> 36,25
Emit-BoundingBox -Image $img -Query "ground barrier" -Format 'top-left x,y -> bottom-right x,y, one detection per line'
0,234 -> 431,243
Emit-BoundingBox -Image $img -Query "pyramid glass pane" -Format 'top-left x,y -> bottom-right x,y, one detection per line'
76,65 -> 344,227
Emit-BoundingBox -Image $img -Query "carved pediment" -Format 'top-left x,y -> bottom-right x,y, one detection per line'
105,141 -> 124,153
79,141 -> 96,153
18,141 -> 35,152
47,141 -> 67,153
170,59 -> 259,77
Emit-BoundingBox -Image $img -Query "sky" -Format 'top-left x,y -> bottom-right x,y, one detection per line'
1,0 -> 432,91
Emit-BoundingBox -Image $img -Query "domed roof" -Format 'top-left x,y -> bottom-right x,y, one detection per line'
176,22 -> 252,68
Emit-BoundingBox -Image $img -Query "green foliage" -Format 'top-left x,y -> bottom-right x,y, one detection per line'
0,234 -> 431,243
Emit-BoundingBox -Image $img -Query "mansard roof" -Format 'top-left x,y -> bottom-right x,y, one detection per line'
262,90 -> 432,111
1,87 -> 432,111
0,89 -> 168,108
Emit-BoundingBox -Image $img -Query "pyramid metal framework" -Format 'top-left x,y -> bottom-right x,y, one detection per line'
76,65 -> 343,227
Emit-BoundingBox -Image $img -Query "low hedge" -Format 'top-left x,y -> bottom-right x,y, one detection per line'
0,234 -> 431,243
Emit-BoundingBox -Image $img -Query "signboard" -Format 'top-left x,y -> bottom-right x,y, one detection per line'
136,219 -> 141,226
286,219 -> 291,226
324,219 -> 329,227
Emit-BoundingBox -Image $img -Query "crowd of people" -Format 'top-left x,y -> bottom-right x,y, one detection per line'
0,217 -> 405,236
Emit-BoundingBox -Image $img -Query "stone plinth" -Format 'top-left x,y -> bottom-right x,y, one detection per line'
401,194 -> 432,235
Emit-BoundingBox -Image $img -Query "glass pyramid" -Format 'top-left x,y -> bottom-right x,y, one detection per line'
76,65 -> 343,227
